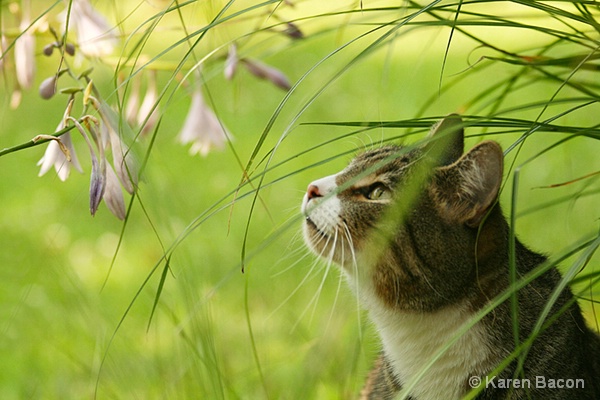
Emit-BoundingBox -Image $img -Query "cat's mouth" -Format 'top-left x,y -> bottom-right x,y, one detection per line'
304,213 -> 359,265
304,216 -> 331,240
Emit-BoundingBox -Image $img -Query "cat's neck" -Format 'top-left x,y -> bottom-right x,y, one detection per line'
366,296 -> 497,400
345,208 -> 518,399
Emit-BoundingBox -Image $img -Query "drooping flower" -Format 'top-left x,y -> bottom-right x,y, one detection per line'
65,0 -> 118,58
15,18 -> 36,89
137,70 -> 159,135
224,44 -> 238,80
38,101 -> 83,181
0,35 -> 8,71
101,119 -> 138,194
178,87 -> 231,157
103,163 -> 126,220
66,116 -> 105,217
90,86 -> 139,195
124,75 -> 141,126
37,132 -> 83,181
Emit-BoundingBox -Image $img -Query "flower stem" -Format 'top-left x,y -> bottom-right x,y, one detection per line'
0,124 -> 75,158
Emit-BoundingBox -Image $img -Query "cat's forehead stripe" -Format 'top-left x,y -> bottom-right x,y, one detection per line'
339,174 -> 379,189
335,145 -> 413,187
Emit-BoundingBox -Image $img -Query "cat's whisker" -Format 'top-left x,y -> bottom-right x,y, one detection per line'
318,229 -> 340,294
292,232 -> 339,331
268,238 -> 332,324
324,223 -> 356,334
282,203 -> 304,215
341,220 -> 358,268
341,220 -> 363,340
270,225 -> 313,277
271,246 -> 313,278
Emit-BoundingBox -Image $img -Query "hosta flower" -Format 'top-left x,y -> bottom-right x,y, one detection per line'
103,163 -> 126,220
178,87 -> 231,157
92,88 -> 139,195
15,18 -> 36,89
0,35 -> 7,71
124,75 -> 141,126
101,120 -> 137,194
37,132 -> 82,181
66,0 -> 118,58
224,44 -> 238,80
137,71 -> 159,135
38,102 -> 82,181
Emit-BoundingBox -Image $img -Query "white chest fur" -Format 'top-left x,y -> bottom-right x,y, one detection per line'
367,298 -> 494,399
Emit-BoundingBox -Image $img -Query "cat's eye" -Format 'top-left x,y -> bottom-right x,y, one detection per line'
365,183 -> 391,201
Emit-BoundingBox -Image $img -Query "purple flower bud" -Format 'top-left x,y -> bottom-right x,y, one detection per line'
283,22 -> 304,39
39,76 -> 57,99
43,43 -> 55,56
242,58 -> 291,91
69,117 -> 106,217
65,42 -> 76,56
89,153 -> 106,217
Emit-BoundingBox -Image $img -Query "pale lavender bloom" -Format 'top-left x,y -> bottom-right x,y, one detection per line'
38,105 -> 83,181
15,18 -> 36,89
137,71 -> 159,135
94,95 -> 139,194
178,87 -> 231,157
224,44 -> 238,80
102,121 -> 137,194
242,58 -> 291,91
103,163 -> 126,220
124,76 -> 141,126
0,35 -> 7,71
10,89 -> 22,109
37,132 -> 82,181
66,0 -> 118,58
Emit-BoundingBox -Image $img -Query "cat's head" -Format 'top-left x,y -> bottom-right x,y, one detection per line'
301,115 -> 505,311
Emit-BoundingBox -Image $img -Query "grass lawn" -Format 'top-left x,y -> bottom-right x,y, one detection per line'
1,1 -> 599,398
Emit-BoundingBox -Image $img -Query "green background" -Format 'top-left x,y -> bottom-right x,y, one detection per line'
1,1 -> 599,398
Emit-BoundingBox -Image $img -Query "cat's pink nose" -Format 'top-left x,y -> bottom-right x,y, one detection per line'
307,184 -> 322,200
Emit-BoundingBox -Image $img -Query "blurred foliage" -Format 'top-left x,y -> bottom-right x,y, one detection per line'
0,0 -> 599,399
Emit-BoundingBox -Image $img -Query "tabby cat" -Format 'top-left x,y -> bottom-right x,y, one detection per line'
301,115 -> 600,399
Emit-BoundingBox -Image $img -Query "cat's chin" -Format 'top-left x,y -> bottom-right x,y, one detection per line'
303,218 -> 357,267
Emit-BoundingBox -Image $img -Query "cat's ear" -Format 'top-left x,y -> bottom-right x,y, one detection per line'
432,141 -> 503,227
425,114 -> 465,166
